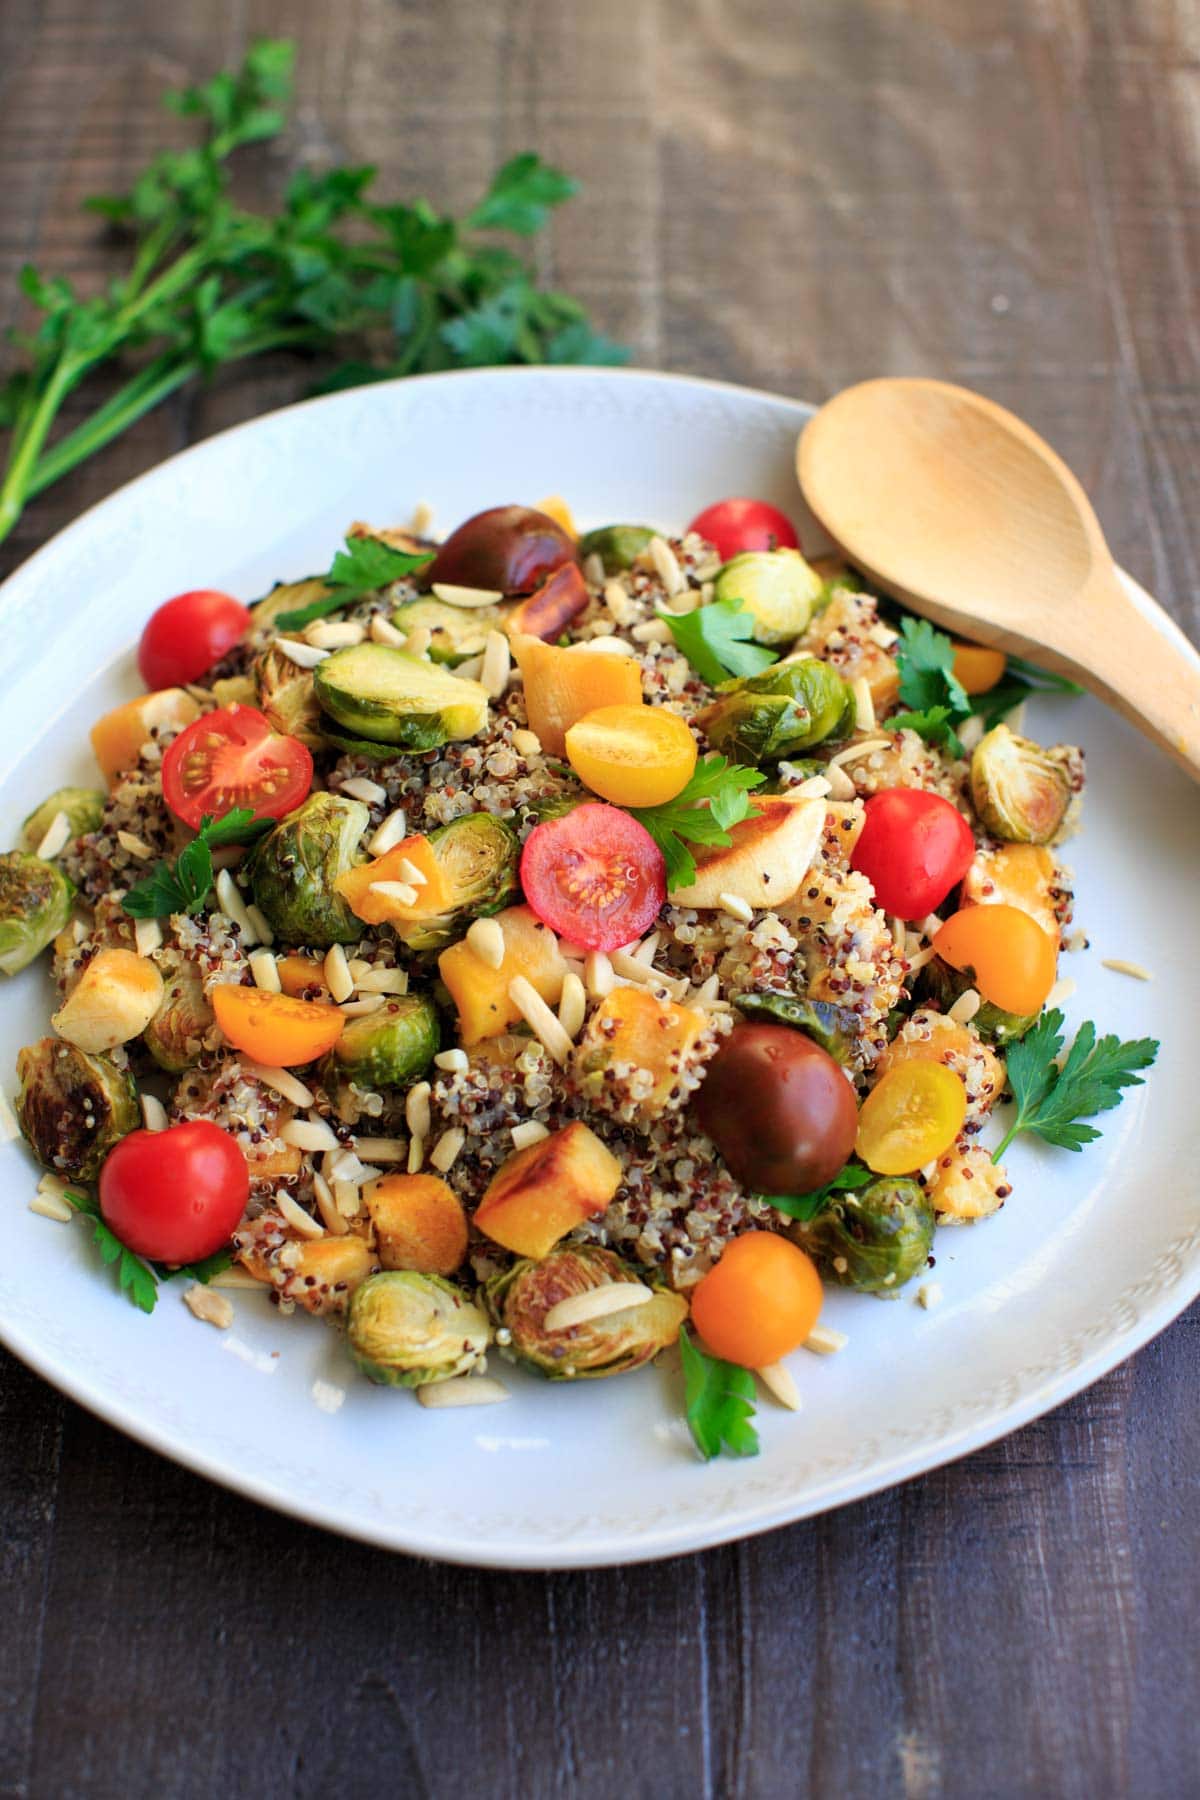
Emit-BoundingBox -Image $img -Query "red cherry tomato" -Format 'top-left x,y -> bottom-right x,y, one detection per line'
162,704 -> 313,831
686,497 -> 801,562
519,802 -> 666,952
850,789 -> 975,922
99,1121 -> 249,1263
138,589 -> 251,689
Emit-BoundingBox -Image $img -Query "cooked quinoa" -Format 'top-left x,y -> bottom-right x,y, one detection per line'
16,502 -> 1092,1402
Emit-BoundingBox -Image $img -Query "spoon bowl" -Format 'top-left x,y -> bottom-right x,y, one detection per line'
797,377 -> 1200,781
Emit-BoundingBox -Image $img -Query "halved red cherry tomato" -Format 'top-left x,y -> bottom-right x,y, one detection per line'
99,1121 -> 249,1262
933,904 -> 1058,1016
138,589 -> 251,689
162,705 -> 312,830
687,497 -> 801,561
519,802 -> 666,952
850,789 -> 975,921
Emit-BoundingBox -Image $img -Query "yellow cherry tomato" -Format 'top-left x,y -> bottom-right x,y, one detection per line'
564,703 -> 698,808
855,1062 -> 967,1175
690,1232 -> 823,1367
212,986 -> 344,1066
951,642 -> 1007,695
934,903 -> 1058,1016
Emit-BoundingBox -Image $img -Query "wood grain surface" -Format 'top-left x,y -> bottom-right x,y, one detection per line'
1,3 -> 1197,1796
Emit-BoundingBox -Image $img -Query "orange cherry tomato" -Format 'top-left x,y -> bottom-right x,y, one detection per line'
855,1062 -> 967,1176
934,903 -> 1058,1016
951,642 -> 1007,695
689,1232 -> 823,1368
212,985 -> 344,1066
565,703 -> 698,808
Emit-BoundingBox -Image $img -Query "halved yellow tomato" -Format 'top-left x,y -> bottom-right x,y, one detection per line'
934,904 -> 1058,1016
951,642 -> 1007,695
855,1062 -> 967,1175
565,703 -> 697,808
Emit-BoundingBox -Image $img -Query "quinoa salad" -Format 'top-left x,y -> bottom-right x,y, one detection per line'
3,493 -> 1157,1455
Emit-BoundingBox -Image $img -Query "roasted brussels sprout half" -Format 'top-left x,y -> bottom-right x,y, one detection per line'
249,576 -> 332,637
483,1247 -> 688,1379
918,956 -> 1036,1046
795,1176 -> 934,1293
712,549 -> 824,646
254,642 -> 332,750
391,597 -> 508,665
737,991 -> 859,1066
15,1036 -> 139,1181
20,787 -> 105,853
576,524 -> 656,573
969,724 -> 1073,846
345,1270 -> 490,1387
329,993 -> 439,1088
395,813 -> 520,952
143,952 -> 215,1071
0,853 -> 76,977
246,793 -> 368,947
314,643 -> 489,748
697,656 -> 855,765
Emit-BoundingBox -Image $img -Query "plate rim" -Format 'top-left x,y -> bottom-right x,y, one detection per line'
1,362 -> 1195,1569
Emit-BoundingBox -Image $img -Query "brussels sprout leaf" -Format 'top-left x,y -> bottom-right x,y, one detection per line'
763,1161 -> 874,1223
274,535 -> 434,630
992,1010 -> 1159,1161
629,753 -> 767,890
63,1190 -> 159,1314
123,808 -> 270,918
660,598 -> 779,687
679,1326 -> 760,1461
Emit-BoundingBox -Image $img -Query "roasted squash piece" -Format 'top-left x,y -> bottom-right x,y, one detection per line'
438,903 -> 566,1044
365,1173 -> 468,1275
90,688 -> 201,785
335,834 -> 455,926
474,1120 -> 623,1259
962,843 -> 1065,950
573,987 -> 709,1124
511,634 -> 642,757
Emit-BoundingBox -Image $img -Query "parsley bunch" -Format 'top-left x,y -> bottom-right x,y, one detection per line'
0,41 -> 625,550
891,617 -> 1084,755
992,1010 -> 1159,1162
274,534 -> 434,632
630,753 -> 767,890
123,808 -> 269,919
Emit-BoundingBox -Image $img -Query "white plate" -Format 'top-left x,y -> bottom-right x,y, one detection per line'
1,367 -> 1196,1569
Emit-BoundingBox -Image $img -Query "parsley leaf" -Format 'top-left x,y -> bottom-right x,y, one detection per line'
659,598 -> 779,688
156,1247 -> 234,1284
763,1161 -> 874,1223
122,807 -> 268,919
629,753 -> 767,891
466,153 -> 578,236
992,1009 -> 1159,1161
679,1327 -> 760,1461
889,703 -> 966,760
274,534 -> 434,630
63,1190 -> 159,1314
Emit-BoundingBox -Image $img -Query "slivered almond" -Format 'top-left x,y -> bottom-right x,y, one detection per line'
804,1324 -> 848,1356
417,1377 -> 510,1409
312,1170 -> 347,1234
434,1048 -> 469,1073
305,619 -> 364,649
431,581 -> 505,608
511,1120 -> 550,1151
273,637 -> 328,669
946,988 -> 981,1025
134,917 -> 162,957
648,534 -> 684,596
324,943 -> 354,1004
30,1190 -> 73,1223
370,613 -> 406,647
116,829 -> 154,860
239,1061 -> 314,1108
369,880 -> 418,906
140,1093 -> 168,1132
466,916 -> 505,970
756,1362 -> 802,1410
352,1136 -> 407,1162
338,993 -> 387,1017
827,738 -> 891,768
1102,958 -> 1152,981
405,1082 -> 431,1139
35,810 -> 71,860
276,1190 -> 324,1239
543,1285 -> 654,1332
249,949 -> 282,992
368,809 -> 408,857
280,1116 -> 340,1152
507,976 -> 573,1065
557,972 -> 586,1040
429,1127 -> 466,1173
183,1285 -> 235,1328
341,775 -> 387,804
244,904 -> 274,946
354,967 -> 409,994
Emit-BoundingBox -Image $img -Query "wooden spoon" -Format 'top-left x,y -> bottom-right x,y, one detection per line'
797,377 -> 1200,782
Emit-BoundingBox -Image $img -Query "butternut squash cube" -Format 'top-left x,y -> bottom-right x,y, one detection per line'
438,903 -> 566,1044
90,688 -> 201,785
474,1120 -> 623,1259
334,834 -> 455,926
51,947 -> 164,1053
574,987 -> 709,1123
365,1173 -> 468,1276
511,634 -> 642,757
962,843 -> 1064,950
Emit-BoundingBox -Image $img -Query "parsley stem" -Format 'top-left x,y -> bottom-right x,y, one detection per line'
991,1120 -> 1019,1164
0,355 -> 81,546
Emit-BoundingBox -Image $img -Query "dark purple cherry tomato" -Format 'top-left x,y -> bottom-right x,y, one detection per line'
425,506 -> 579,595
695,1024 -> 857,1194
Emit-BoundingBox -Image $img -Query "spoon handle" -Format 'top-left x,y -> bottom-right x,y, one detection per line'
1039,565 -> 1200,784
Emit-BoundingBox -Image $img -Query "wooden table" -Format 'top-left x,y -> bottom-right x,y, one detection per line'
1,4 -> 1196,1794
